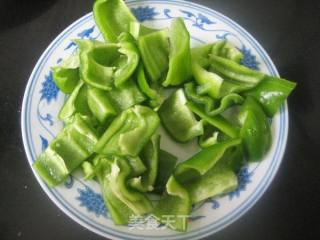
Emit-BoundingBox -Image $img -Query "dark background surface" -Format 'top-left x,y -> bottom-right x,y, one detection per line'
0,0 -> 319,239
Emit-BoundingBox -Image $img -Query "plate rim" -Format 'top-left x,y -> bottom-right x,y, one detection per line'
21,0 -> 289,239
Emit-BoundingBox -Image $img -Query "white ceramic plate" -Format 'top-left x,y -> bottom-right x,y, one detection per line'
21,0 -> 288,239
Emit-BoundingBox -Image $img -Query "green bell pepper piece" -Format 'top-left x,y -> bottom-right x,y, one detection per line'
238,96 -> 272,161
198,123 -> 220,148
210,40 -> 243,63
107,156 -> 153,215
187,144 -> 244,203
159,89 -> 203,142
244,76 -> 297,117
94,156 -> 135,224
162,18 -> 192,87
94,105 -> 160,156
137,63 -> 163,109
105,78 -> 146,112
126,156 -> 147,178
87,87 -> 117,124
174,138 -> 242,183
138,30 -> 169,82
52,53 -> 80,94
185,82 -> 244,116
153,176 -> 191,232
187,101 -> 239,138
154,149 -> 178,194
59,82 -> 92,123
129,134 -> 160,192
93,0 -> 137,42
76,39 -> 139,89
33,114 -> 98,187
129,21 -> 157,40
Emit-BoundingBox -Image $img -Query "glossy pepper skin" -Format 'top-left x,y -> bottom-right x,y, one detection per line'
52,53 -> 80,94
138,30 -> 169,83
238,96 -> 271,161
94,105 -> 160,157
244,76 -> 296,117
159,89 -> 203,142
162,18 -> 192,87
76,38 -> 139,89
93,0 -> 137,42
153,176 -> 191,232
129,134 -> 160,192
174,138 -> 242,183
94,156 -> 135,225
33,114 -> 98,187
187,101 -> 239,138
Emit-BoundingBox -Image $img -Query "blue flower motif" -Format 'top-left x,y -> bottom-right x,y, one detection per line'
40,71 -> 59,103
197,13 -> 215,25
39,135 -> 48,151
188,215 -> 206,222
64,41 -> 77,51
77,186 -> 108,218
206,198 -> 220,209
229,167 -> 253,200
77,26 -> 95,39
240,46 -> 260,70
131,6 -> 159,22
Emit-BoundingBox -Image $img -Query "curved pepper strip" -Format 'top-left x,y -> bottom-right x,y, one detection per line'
209,54 -> 264,84
106,156 -> 153,215
153,176 -> 191,232
129,134 -> 160,192
76,39 -> 139,89
244,76 -> 297,117
94,156 -> 135,224
238,96 -> 271,161
159,89 -> 203,143
198,123 -> 219,149
106,78 -> 146,112
187,101 -> 239,138
129,21 -> 157,40
93,0 -> 137,42
184,82 -> 216,113
87,87 -> 117,124
126,156 -> 147,178
154,149 -> 178,193
210,40 -> 243,63
59,82 -> 93,123
94,105 -> 160,157
187,146 -> 243,203
162,18 -> 192,87
136,63 -> 163,109
184,82 -> 244,116
33,114 -> 98,187
52,52 -> 80,94
138,29 -> 169,83
174,138 -> 242,183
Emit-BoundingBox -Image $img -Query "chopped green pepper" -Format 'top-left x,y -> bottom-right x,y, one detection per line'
154,149 -> 178,193
187,101 -> 239,138
153,176 -> 191,232
76,39 -> 139,89
159,89 -> 203,142
93,0 -> 137,42
174,138 -> 242,183
238,96 -> 271,161
87,87 -> 117,124
52,53 -> 80,94
129,134 -> 160,192
33,114 -> 98,187
244,76 -> 297,117
162,18 -> 192,87
138,30 -> 169,82
94,105 -> 160,156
